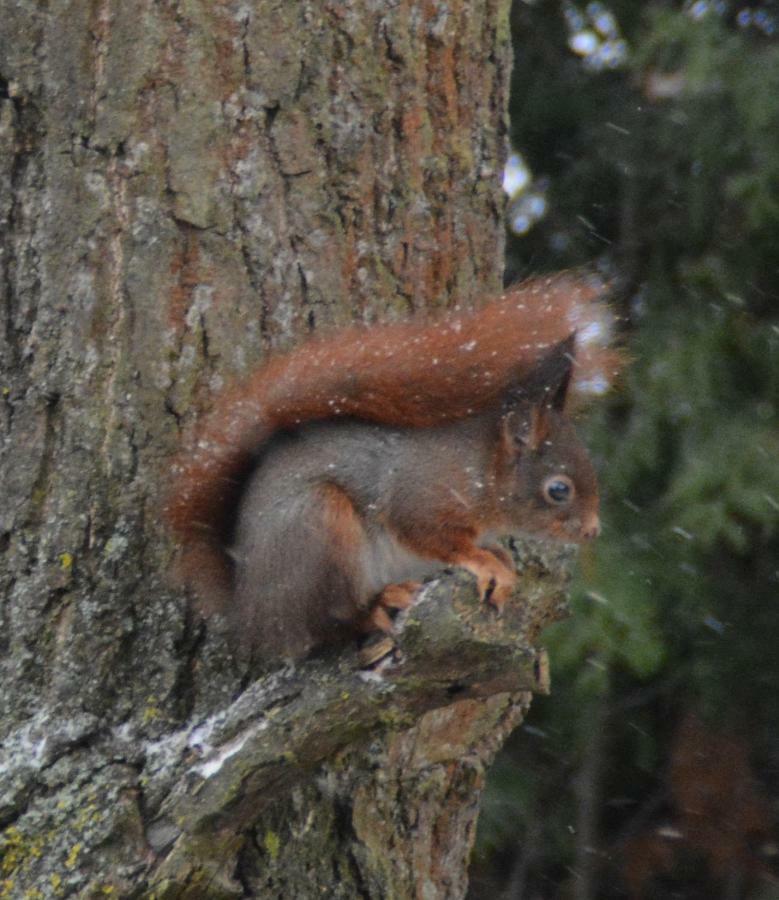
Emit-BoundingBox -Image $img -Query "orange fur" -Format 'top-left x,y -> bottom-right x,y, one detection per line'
316,482 -> 368,602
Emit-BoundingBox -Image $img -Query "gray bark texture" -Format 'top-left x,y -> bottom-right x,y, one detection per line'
0,1 -> 571,897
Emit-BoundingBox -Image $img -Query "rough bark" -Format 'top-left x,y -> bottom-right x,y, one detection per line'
0,2 -> 569,897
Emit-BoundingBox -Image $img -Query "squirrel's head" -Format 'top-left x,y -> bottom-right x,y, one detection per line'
498,334 -> 601,543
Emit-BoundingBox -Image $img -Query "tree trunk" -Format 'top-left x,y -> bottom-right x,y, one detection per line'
0,2 -> 570,897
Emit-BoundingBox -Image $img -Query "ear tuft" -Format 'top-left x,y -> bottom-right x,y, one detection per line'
503,333 -> 577,414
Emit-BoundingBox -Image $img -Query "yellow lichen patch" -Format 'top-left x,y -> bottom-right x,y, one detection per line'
143,696 -> 161,723
263,830 -> 280,861
64,843 -> 82,870
1,826 -> 44,878
59,552 -> 74,571
73,802 -> 100,831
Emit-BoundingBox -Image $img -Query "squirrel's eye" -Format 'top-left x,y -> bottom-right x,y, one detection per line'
543,475 -> 574,505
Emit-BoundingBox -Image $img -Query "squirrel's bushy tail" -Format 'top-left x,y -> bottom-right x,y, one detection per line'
165,272 -> 623,611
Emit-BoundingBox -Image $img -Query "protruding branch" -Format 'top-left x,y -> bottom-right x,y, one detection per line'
144,541 -> 574,894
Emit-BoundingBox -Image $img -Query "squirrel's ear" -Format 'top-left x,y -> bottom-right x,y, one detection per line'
503,333 -> 576,411
525,333 -> 576,411
501,335 -> 576,450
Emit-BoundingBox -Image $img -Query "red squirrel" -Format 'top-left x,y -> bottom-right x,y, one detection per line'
165,273 -> 623,659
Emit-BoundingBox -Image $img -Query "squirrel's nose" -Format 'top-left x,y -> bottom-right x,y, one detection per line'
580,512 -> 601,541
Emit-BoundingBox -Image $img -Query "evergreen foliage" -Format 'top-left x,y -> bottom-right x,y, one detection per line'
474,2 -> 779,896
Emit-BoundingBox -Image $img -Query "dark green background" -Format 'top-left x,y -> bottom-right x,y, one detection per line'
472,3 -> 779,897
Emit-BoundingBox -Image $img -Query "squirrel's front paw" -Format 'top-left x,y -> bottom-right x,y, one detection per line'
461,549 -> 517,612
357,581 -> 422,668
481,571 -> 517,612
